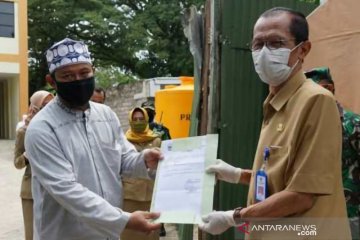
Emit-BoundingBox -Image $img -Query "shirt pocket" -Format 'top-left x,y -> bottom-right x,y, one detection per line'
100,144 -> 122,176
92,121 -> 116,146
266,146 -> 289,194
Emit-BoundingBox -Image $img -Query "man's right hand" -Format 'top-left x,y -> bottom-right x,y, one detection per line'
126,211 -> 161,234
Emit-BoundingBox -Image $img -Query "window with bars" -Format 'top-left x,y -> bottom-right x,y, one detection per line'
0,1 -> 14,38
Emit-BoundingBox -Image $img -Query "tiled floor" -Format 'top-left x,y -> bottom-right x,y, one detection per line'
0,140 -> 23,240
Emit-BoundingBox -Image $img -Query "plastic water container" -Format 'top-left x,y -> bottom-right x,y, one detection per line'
155,76 -> 194,139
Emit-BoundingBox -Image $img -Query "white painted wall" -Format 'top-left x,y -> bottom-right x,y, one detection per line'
0,62 -> 19,74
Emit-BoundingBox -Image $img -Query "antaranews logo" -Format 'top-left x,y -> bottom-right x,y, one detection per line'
237,222 -> 250,235
236,222 -> 317,237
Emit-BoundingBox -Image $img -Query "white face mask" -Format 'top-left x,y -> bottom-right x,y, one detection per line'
252,43 -> 302,86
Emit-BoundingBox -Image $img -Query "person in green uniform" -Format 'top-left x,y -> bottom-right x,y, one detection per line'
141,101 -> 171,140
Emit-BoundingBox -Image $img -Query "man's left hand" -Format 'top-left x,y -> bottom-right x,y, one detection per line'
144,148 -> 163,170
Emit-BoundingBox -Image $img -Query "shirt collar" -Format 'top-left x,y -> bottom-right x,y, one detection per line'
266,70 -> 307,112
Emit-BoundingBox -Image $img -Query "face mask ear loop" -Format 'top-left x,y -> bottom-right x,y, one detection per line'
285,46 -> 302,81
290,41 -> 304,53
288,41 -> 304,71
290,59 -> 300,72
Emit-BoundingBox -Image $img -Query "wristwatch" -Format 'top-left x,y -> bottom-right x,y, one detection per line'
233,207 -> 244,224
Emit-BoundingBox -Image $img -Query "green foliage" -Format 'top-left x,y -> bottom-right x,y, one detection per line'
95,67 -> 137,89
28,0 -> 203,95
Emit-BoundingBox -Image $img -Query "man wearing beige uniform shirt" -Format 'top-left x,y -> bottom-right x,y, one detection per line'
199,7 -> 351,239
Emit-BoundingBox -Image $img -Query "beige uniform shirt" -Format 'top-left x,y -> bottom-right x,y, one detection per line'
14,126 -> 32,199
246,71 -> 351,239
123,138 -> 161,201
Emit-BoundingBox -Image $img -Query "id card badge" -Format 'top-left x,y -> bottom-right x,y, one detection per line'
255,147 -> 270,202
255,169 -> 268,202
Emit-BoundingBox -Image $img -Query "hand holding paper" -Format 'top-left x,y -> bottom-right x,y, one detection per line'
143,148 -> 163,170
206,159 -> 242,184
126,211 -> 161,233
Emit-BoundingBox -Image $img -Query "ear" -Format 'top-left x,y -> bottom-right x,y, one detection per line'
328,84 -> 335,94
46,74 -> 57,90
299,41 -> 311,62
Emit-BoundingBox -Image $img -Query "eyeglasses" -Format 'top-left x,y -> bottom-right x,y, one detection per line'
251,38 -> 296,51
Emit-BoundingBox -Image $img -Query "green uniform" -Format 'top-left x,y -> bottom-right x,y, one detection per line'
339,104 -> 360,239
149,122 -> 171,140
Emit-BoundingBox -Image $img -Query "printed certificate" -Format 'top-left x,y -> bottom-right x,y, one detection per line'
150,134 -> 218,224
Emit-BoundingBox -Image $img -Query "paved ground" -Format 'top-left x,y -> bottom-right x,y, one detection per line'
0,140 -> 194,240
0,140 -> 23,240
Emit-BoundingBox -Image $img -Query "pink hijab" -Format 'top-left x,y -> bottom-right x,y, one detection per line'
25,90 -> 54,126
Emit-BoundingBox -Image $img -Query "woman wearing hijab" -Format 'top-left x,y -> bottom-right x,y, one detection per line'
14,90 -> 54,240
121,107 -> 161,240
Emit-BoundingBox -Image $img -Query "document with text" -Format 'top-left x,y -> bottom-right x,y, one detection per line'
150,134 -> 218,224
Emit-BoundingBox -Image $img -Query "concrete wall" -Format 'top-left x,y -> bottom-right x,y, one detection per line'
105,80 -> 146,132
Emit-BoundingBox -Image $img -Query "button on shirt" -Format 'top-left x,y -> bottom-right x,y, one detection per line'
25,97 -> 150,240
246,71 -> 351,239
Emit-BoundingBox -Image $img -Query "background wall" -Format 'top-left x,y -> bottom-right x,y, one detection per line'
304,0 -> 360,114
105,81 -> 146,132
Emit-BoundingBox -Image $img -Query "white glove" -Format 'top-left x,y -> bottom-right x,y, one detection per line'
206,159 -> 242,183
199,211 -> 235,235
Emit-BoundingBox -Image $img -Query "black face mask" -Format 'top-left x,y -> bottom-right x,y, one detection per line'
55,76 -> 95,107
